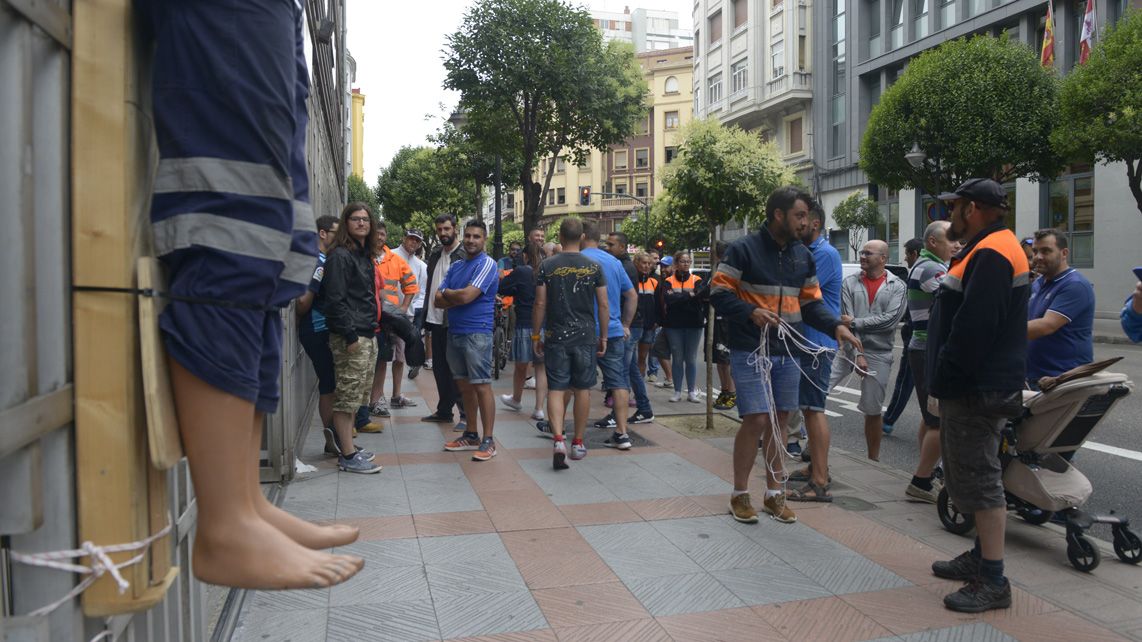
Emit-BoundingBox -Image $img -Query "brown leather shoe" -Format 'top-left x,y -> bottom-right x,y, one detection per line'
763,493 -> 798,523
729,493 -> 759,524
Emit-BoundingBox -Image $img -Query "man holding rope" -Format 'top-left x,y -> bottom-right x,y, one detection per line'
711,187 -> 863,524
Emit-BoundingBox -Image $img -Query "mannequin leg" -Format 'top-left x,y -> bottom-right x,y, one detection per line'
173,360 -> 363,588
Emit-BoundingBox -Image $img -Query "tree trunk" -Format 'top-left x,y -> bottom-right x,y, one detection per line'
705,222 -> 717,432
1127,158 -> 1142,216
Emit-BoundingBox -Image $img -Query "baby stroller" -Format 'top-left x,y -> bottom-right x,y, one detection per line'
936,361 -> 1141,572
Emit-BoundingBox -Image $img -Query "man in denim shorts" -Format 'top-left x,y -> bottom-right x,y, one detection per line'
711,188 -> 861,525
534,218 -> 608,470
436,220 -> 500,462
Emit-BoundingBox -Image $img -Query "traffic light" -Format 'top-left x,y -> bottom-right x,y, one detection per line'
579,186 -> 591,206
654,237 -> 665,252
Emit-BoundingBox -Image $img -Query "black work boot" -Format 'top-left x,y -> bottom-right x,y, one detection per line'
943,578 -> 1012,613
932,550 -> 979,581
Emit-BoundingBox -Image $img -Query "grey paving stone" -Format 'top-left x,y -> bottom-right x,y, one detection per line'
244,587 -> 329,612
578,522 -> 704,581
867,622 -> 1016,642
516,457 -> 621,505
625,571 -> 746,616
487,419 -> 550,449
651,516 -> 779,571
232,606 -> 327,642
425,559 -> 529,600
418,532 -> 512,566
710,563 -> 833,606
433,589 -> 548,639
326,599 -> 440,642
631,452 -> 734,496
391,424 -> 450,453
329,564 -> 431,607
793,554 -> 911,594
334,538 -> 422,567
402,463 -> 483,514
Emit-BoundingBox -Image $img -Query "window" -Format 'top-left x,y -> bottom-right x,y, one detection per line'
875,189 -> 901,263
1001,182 -> 1017,231
772,39 -> 785,76
548,190 -> 556,205
799,35 -> 807,70
708,72 -> 723,104
912,0 -> 929,39
1043,171 -> 1095,267
664,75 -> 680,94
830,0 -> 847,156
940,0 -> 956,28
787,117 -> 803,153
771,14 -> 784,36
506,194 -> 515,209
665,146 -> 678,163
556,187 -> 566,204
891,0 -> 904,48
636,115 -> 650,135
773,0 -> 785,9
615,181 -> 629,195
614,149 -> 628,170
665,110 -> 680,129
709,10 -> 723,44
868,0 -> 882,57
635,148 -> 649,169
731,59 -> 749,93
695,29 -> 700,55
830,94 -> 846,156
635,182 -> 649,198
556,156 -> 566,172
734,0 -> 748,27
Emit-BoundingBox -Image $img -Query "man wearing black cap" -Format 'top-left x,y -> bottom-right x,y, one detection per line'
926,178 -> 1030,613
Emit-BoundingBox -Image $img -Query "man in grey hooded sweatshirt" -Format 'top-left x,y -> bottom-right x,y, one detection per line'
829,239 -> 907,461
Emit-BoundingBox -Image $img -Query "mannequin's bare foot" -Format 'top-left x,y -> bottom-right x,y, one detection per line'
255,498 -> 359,549
192,516 -> 364,590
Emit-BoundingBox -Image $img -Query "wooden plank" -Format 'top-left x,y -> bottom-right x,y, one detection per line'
72,0 -> 175,615
137,257 -> 184,470
0,385 -> 73,459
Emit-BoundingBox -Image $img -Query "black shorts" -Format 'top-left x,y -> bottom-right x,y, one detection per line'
545,342 -> 598,391
299,330 -> 336,395
939,391 -> 1022,513
376,330 -> 394,363
908,349 -> 939,427
713,318 -> 731,366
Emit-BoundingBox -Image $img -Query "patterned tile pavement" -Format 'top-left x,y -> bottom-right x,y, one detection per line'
231,374 -> 1140,641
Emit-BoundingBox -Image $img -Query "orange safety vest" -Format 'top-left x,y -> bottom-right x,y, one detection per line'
374,248 -> 418,316
664,273 -> 701,292
637,276 -> 659,295
499,269 -> 514,308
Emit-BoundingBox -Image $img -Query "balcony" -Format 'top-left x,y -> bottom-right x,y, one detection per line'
761,71 -> 812,110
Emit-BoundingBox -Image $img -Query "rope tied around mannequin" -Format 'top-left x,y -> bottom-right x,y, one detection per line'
8,522 -> 172,618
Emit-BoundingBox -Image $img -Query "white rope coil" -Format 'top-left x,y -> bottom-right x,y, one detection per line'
8,522 -> 172,619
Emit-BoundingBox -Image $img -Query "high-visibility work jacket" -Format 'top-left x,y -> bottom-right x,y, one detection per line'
374,248 -> 417,317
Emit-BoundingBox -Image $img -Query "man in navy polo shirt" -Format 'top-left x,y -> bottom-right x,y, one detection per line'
1027,228 -> 1094,386
435,220 -> 501,461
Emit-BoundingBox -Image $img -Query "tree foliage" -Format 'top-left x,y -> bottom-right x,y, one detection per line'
1053,9 -> 1142,214
861,34 -> 1062,197
347,173 -> 380,214
831,191 -> 883,257
621,198 -> 708,253
375,146 -> 477,231
444,0 -> 648,233
659,117 -> 793,430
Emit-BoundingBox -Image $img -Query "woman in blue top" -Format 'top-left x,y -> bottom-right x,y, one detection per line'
498,242 -> 547,420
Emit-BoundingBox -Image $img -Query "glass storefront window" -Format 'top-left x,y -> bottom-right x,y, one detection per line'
1043,173 -> 1094,268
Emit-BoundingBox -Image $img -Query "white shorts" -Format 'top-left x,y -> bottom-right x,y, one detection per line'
829,349 -> 893,417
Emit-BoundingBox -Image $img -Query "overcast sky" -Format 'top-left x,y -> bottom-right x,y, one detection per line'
346,0 -> 693,184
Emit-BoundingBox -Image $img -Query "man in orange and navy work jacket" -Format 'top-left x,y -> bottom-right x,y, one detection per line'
710,186 -> 862,527
926,178 -> 1029,614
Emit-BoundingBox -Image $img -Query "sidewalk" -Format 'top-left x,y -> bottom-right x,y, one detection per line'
231,372 -> 1142,642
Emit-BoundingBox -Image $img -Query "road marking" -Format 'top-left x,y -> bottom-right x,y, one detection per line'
1083,441 -> 1142,462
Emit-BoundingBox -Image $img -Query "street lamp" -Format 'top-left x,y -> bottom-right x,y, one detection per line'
448,109 -> 504,261
905,141 -> 927,170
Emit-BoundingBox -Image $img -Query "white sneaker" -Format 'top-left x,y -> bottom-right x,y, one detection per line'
524,377 -> 536,390
499,394 -> 523,411
531,409 -> 546,421
669,392 -> 683,402
424,358 -> 433,370
645,374 -> 657,382
687,390 -> 701,403
656,380 -> 671,389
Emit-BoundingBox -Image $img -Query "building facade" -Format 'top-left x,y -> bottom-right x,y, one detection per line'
810,0 -> 1140,316
515,47 -> 694,235
692,0 -> 816,240
593,6 -> 694,51
350,88 -> 366,178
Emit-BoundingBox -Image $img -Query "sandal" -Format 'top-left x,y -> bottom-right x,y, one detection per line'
788,480 -> 833,503
788,465 -> 832,484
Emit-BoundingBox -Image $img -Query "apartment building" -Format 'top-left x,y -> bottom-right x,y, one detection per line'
593,6 -> 695,51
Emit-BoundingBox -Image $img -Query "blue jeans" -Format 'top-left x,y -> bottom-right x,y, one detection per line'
446,332 -> 493,384
666,327 -> 703,393
730,351 -> 800,418
628,327 -> 651,414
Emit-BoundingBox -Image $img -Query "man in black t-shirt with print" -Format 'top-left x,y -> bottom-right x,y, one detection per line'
533,217 -> 608,471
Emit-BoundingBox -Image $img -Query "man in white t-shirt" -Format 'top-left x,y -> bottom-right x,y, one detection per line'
394,229 -> 428,381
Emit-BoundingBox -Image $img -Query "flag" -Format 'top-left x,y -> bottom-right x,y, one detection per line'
1040,0 -> 1055,67
1079,0 -> 1097,64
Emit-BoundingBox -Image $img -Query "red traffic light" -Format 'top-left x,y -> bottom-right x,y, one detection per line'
579,186 -> 591,206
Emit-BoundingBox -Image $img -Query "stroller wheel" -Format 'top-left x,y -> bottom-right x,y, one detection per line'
1067,536 -> 1101,572
1112,528 -> 1142,565
937,487 -> 975,535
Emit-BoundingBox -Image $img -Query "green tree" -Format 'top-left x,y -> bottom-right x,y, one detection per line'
1053,10 -> 1142,214
375,146 -> 477,231
861,34 -> 1062,198
831,191 -> 883,258
346,173 -> 380,214
444,0 -> 648,233
621,198 -> 708,254
660,117 -> 794,430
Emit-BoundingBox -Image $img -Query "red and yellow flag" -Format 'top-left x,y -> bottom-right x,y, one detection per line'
1040,0 -> 1055,67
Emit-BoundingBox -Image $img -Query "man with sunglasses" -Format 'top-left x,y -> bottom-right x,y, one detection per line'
826,240 -> 907,464
927,178 -> 1029,613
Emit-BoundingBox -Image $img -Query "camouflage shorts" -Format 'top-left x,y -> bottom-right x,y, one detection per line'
330,334 -> 377,414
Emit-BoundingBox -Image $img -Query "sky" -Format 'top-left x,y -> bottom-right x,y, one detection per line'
346,0 -> 693,185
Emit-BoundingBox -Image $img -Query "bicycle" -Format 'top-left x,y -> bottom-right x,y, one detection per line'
492,300 -> 513,379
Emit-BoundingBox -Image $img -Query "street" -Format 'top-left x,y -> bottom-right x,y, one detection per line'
823,341 -> 1142,540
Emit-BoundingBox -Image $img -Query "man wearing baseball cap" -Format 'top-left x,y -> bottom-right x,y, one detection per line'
394,229 -> 428,382
926,178 -> 1029,613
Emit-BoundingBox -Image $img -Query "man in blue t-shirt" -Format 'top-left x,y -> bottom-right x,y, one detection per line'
581,221 -> 637,450
435,220 -> 501,462
1027,229 -> 1094,386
